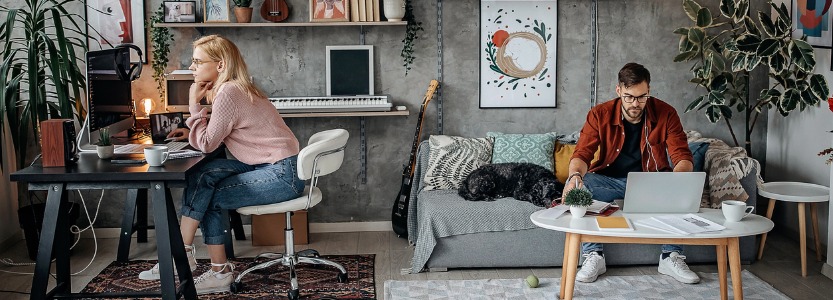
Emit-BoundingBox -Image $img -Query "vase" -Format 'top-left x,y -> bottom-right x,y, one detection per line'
383,0 -> 405,22
234,7 -> 253,23
96,145 -> 114,160
569,205 -> 587,218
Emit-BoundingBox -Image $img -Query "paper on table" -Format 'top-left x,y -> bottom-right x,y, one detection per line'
538,205 -> 570,220
633,218 -> 688,235
654,214 -> 726,234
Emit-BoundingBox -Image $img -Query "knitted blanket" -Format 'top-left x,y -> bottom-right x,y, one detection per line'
686,131 -> 763,208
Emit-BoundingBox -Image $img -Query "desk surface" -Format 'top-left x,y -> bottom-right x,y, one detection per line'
10,152 -> 208,183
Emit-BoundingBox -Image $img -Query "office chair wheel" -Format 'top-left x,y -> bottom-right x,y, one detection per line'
337,272 -> 348,283
298,249 -> 320,257
288,289 -> 300,300
230,281 -> 243,293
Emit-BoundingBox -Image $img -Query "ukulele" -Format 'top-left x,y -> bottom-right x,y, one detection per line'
391,80 -> 440,238
261,0 -> 290,22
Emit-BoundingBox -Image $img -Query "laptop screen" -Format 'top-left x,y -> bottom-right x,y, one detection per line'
149,112 -> 184,142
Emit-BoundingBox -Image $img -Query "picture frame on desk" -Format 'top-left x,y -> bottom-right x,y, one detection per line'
204,0 -> 231,22
310,0 -> 350,22
84,0 -> 146,64
163,1 -> 197,23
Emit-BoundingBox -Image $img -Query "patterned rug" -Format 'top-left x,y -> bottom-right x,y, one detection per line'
385,270 -> 790,299
82,254 -> 375,299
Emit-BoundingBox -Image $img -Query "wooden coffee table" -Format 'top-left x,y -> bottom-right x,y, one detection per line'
530,208 -> 773,300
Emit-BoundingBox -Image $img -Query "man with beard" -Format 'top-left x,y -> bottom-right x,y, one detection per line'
561,62 -> 697,284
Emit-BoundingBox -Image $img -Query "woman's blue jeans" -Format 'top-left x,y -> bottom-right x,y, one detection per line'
580,172 -> 683,255
181,155 -> 305,245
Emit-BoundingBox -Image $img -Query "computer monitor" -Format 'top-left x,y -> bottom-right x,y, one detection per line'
165,70 -> 208,113
78,49 -> 135,150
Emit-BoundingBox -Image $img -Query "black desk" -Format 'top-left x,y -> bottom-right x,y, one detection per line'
10,152 -> 207,300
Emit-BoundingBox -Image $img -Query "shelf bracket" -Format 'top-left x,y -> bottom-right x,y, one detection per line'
196,27 -> 206,36
437,0 -> 444,134
359,116 -> 367,184
359,25 -> 367,45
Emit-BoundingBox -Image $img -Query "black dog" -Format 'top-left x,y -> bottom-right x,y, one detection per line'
458,163 -> 564,207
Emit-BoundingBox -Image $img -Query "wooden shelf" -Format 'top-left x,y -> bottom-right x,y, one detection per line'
280,110 -> 409,118
154,21 -> 407,28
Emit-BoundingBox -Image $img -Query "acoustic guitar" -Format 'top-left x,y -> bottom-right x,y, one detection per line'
261,0 -> 290,22
391,80 -> 440,238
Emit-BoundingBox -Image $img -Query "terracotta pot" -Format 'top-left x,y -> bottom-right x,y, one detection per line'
234,7 -> 253,23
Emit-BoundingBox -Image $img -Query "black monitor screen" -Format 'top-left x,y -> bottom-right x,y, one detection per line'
86,49 -> 133,133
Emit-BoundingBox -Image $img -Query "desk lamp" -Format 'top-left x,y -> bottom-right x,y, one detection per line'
142,98 -> 153,117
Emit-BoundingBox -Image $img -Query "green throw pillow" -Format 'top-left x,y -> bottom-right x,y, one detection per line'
487,132 -> 557,171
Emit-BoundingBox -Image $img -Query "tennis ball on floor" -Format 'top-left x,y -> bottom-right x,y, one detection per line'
525,275 -> 539,288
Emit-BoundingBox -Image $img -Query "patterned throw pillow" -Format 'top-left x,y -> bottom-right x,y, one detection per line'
423,135 -> 493,190
487,132 -> 557,171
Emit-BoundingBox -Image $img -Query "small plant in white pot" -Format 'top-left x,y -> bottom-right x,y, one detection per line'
96,128 -> 114,159
563,186 -> 593,218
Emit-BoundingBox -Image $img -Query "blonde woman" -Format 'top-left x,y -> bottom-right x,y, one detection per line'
140,35 -> 304,294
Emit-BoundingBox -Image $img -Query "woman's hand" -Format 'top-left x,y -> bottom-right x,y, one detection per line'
190,81 -> 213,105
167,128 -> 190,142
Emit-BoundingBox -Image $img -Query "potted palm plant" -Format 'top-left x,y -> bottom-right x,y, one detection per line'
233,0 -> 254,23
96,128 -> 114,159
563,185 -> 593,218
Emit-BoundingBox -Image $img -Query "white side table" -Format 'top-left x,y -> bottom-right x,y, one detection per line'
757,181 -> 830,277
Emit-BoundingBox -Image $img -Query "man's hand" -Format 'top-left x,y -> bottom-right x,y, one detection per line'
561,176 -> 583,204
167,128 -> 189,142
190,81 -> 213,105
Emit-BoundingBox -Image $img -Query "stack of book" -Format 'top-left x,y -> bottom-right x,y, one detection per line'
633,214 -> 726,235
350,0 -> 382,22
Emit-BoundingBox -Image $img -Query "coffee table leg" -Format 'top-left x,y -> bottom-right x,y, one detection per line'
564,233 -> 581,300
798,202 -> 807,277
757,198 -> 776,260
728,237 -> 743,300
811,203 -> 822,262
560,233 -> 571,299
716,243 -> 728,300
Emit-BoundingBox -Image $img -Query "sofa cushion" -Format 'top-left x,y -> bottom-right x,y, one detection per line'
554,141 -> 600,183
667,142 -> 710,172
487,132 -> 557,171
423,135 -> 493,190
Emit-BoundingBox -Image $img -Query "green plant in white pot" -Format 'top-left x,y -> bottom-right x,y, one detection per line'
563,186 -> 593,218
96,128 -> 114,159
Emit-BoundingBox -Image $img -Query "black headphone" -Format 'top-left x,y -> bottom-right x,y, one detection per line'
113,44 -> 143,81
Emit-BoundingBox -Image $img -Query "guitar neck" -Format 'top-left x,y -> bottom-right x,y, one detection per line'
404,102 -> 430,177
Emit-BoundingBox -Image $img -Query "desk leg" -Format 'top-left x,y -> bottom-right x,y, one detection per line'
798,202 -> 807,277
728,237 -> 743,300
32,183 -> 70,300
716,243 -> 728,300
137,189 -> 148,243
229,210 -> 246,240
811,203 -> 822,262
222,210 -> 235,259
564,233 -> 581,300
118,189 -> 139,262
150,182 -> 197,299
757,198 -> 776,260
560,233 -> 571,299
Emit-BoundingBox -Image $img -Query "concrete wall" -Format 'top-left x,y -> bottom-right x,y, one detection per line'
1,0 -> 770,227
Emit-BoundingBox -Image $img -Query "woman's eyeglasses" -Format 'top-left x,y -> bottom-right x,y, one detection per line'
191,58 -> 217,66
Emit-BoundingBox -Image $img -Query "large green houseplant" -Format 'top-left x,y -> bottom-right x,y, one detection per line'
0,0 -> 88,168
674,0 -> 830,156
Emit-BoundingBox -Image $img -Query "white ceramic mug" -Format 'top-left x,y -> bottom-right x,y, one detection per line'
144,146 -> 169,167
722,200 -> 754,222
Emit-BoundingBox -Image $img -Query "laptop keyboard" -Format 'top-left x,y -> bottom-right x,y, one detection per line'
114,142 -> 190,154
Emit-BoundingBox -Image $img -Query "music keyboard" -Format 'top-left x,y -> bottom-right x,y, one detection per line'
269,95 -> 391,113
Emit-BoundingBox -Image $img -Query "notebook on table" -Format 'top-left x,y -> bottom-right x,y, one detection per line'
621,172 -> 706,213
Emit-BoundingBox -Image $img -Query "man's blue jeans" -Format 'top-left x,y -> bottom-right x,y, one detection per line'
181,155 -> 305,245
580,172 -> 683,255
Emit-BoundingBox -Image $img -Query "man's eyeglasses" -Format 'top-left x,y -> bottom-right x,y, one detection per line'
191,58 -> 217,66
621,95 -> 649,104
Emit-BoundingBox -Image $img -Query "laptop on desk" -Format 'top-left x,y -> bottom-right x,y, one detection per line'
621,172 -> 706,213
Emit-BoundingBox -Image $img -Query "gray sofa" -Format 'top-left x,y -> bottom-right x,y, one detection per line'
407,140 -> 760,273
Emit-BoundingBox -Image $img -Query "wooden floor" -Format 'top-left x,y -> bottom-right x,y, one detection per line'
0,230 -> 830,299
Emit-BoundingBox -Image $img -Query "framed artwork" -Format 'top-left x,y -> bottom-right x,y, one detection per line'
204,0 -> 230,22
792,0 -> 833,48
325,45 -> 374,96
480,0 -> 557,108
310,0 -> 349,22
163,1 -> 197,23
85,0 -> 146,64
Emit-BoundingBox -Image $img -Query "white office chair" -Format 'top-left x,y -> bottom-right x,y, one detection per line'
230,129 -> 349,300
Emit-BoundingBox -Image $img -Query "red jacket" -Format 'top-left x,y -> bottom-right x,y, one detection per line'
571,97 -> 692,173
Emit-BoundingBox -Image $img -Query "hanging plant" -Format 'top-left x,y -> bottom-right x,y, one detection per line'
149,4 -> 174,101
401,0 -> 423,75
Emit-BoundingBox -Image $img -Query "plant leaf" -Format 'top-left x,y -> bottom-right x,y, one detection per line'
733,0 -> 749,23
696,8 -> 713,27
686,95 -> 706,113
810,74 -> 830,102
779,88 -> 800,114
710,74 -> 728,92
674,50 -> 698,62
743,16 -> 760,37
688,27 -> 705,45
789,39 -> 816,73
673,27 -> 690,35
705,105 -> 722,123
768,51 -> 787,73
683,0 -> 702,22
756,38 -> 779,57
720,0 -> 735,18
735,34 -> 761,53
758,11 -> 776,37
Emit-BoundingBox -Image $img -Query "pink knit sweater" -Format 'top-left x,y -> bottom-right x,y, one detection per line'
186,83 -> 299,165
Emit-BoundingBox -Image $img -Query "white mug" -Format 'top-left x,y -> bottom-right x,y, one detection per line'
722,200 -> 754,222
144,146 -> 169,167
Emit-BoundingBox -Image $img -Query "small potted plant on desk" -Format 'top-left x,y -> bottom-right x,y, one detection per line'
563,184 -> 593,218
96,128 -> 114,159
233,0 -> 253,23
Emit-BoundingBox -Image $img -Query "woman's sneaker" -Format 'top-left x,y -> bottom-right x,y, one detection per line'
138,244 -> 198,280
194,262 -> 235,295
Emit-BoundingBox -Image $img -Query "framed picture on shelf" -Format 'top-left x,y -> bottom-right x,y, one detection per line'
163,1 -> 197,23
479,0 -> 558,108
326,45 -> 374,96
310,0 -> 350,22
85,0 -> 146,64
204,0 -> 230,22
792,0 -> 833,48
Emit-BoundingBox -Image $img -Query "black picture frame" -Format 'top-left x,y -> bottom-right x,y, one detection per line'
163,1 -> 198,23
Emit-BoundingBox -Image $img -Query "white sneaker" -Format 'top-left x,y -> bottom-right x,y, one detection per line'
575,252 -> 606,283
138,244 -> 198,280
194,262 -> 235,295
658,252 -> 700,284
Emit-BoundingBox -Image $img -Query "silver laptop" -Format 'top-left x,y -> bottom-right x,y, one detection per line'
622,172 -> 706,213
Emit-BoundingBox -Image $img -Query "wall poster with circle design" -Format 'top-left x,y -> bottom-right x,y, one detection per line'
480,0 -> 557,108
